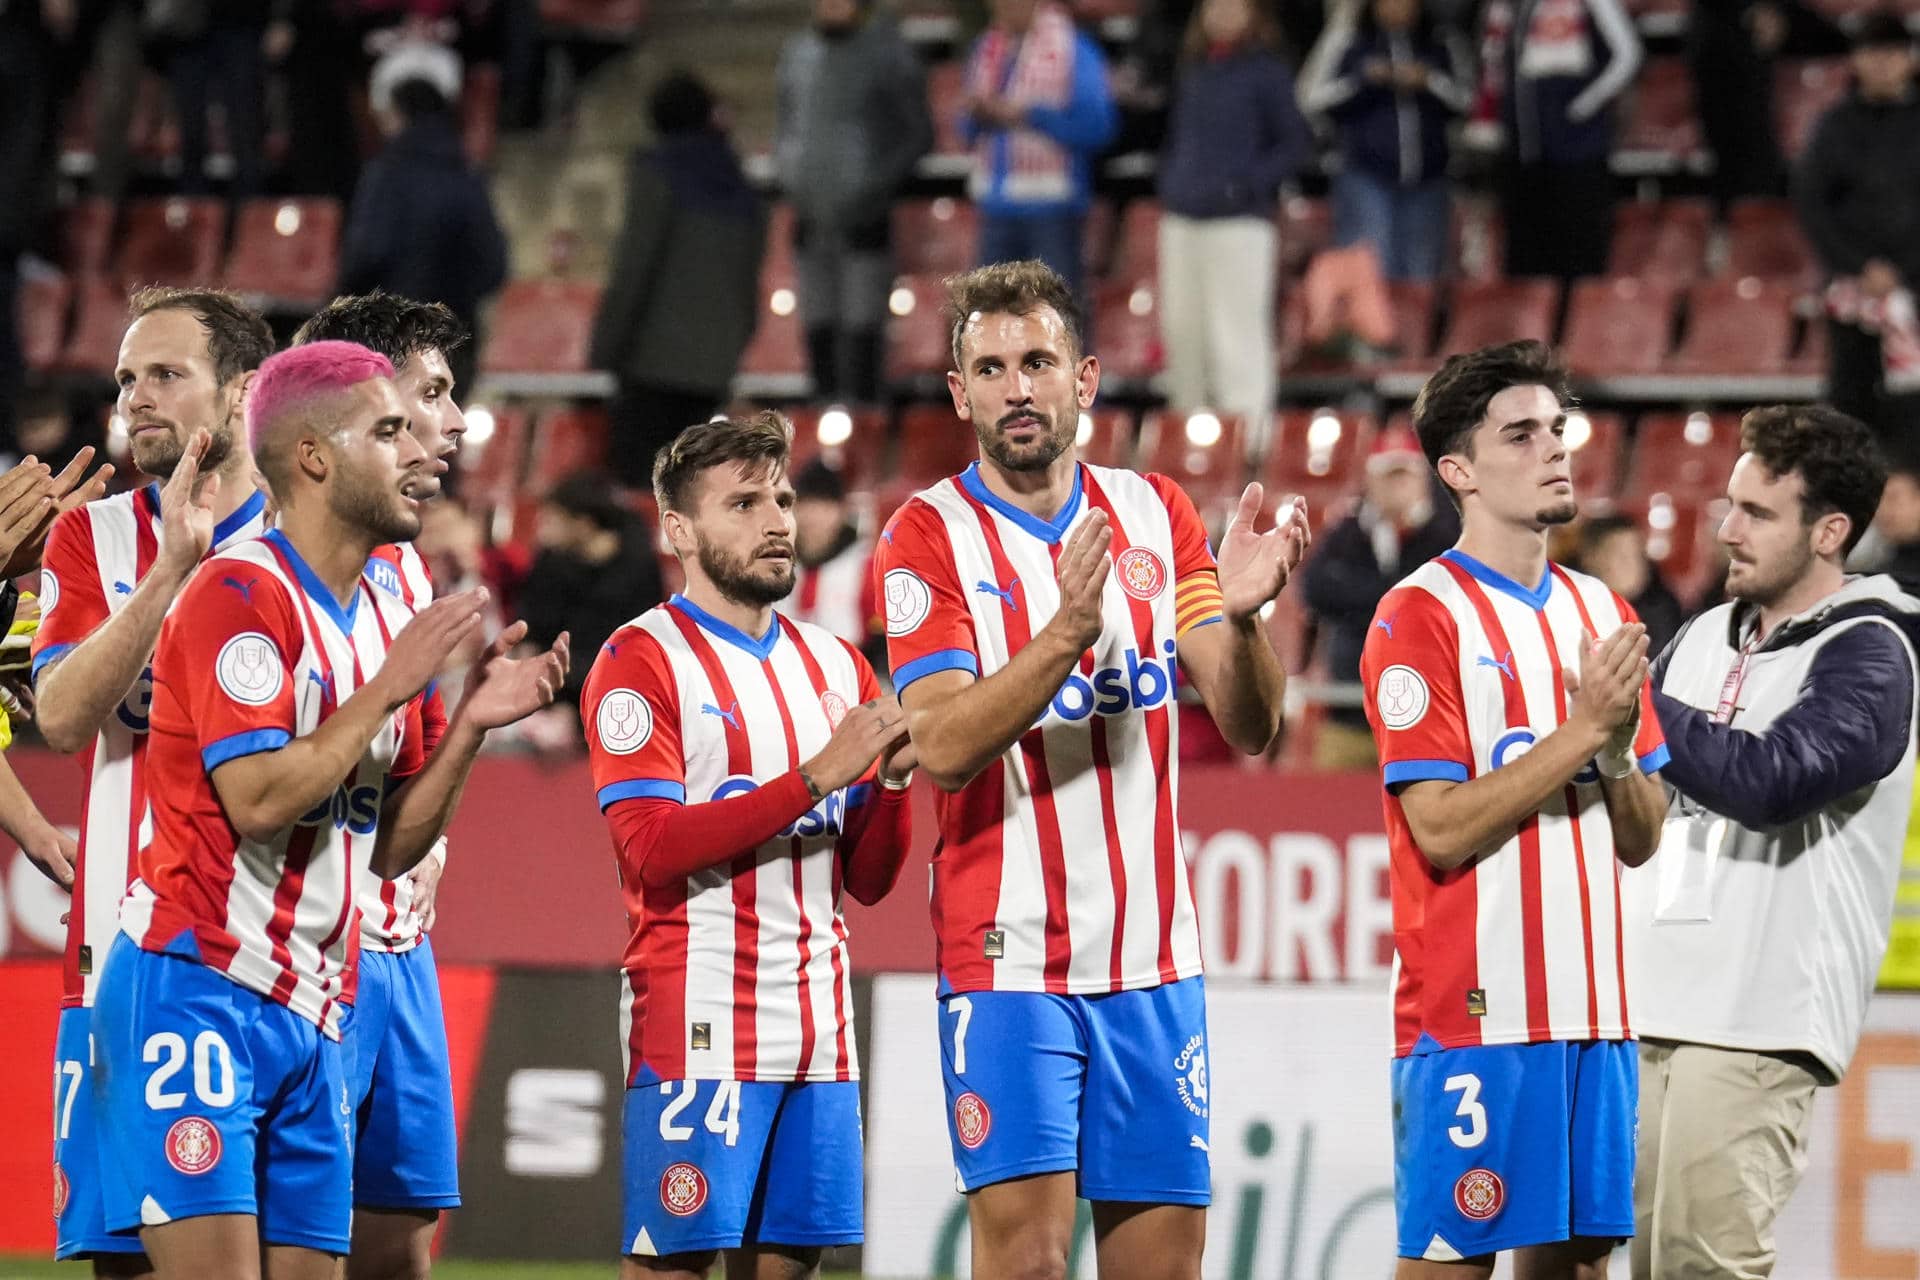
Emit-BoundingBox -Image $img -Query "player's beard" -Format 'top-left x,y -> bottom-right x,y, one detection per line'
1536,497 -> 1579,528
131,399 -> 237,479
697,534 -> 795,608
331,461 -> 422,544
976,405 -> 1072,473
1726,536 -> 1814,609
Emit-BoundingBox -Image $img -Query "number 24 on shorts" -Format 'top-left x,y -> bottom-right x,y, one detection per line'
657,1080 -> 743,1147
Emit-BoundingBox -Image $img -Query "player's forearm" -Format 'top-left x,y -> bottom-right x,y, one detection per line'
1401,719 -> 1610,870
210,680 -> 412,842
36,562 -> 189,753
907,626 -> 1085,791
1189,619 -> 1287,755
0,755 -> 53,846
372,716 -> 484,879
839,787 -> 912,905
1601,769 -> 1667,868
609,774 -> 818,887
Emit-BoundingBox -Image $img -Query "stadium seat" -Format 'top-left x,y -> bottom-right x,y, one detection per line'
1076,406 -> 1136,470
114,197 -> 226,292
59,274 -> 132,377
1561,277 -> 1680,379
1670,277 -> 1797,375
1092,279 -> 1164,388
1608,199 -> 1713,280
1278,196 -> 1333,278
480,279 -> 601,376
1083,198 -> 1117,279
927,61 -> 968,157
780,404 -> 891,486
1565,409 -> 1627,500
885,272 -> 952,387
1135,409 -> 1249,520
1614,495 -> 1718,595
1625,411 -> 1744,501
896,403 -> 983,487
1428,278 -> 1562,364
1776,59 -> 1849,161
456,404 -> 531,511
1388,280 -> 1437,363
526,405 -> 610,495
462,63 -> 502,168
894,198 -> 977,276
765,202 -> 796,277
1616,57 -> 1702,169
1724,199 -> 1817,286
1264,408 -> 1377,504
20,273 -> 72,373
539,0 -> 647,34
223,198 -> 342,310
736,264 -> 810,394
60,198 -> 117,277
1111,199 -> 1161,280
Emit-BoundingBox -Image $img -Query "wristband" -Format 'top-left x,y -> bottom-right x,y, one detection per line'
1596,746 -> 1636,780
880,772 -> 913,792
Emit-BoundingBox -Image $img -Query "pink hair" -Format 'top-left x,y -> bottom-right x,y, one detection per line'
246,341 -> 396,449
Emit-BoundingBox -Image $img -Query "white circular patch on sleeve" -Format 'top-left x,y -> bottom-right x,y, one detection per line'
1375,665 -> 1431,731
883,569 -> 932,636
38,569 -> 59,619
215,632 -> 285,706
595,689 -> 654,755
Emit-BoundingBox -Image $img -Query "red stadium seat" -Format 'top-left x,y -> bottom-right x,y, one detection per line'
59,275 -> 132,377
1609,199 -> 1713,280
927,61 -> 968,158
1565,409 -> 1627,500
894,198 -> 977,276
223,199 -> 341,309
1724,199 -> 1817,286
1083,198 -> 1118,279
1429,277 -> 1562,364
1616,57 -> 1702,168
735,264 -> 809,391
480,279 -> 601,375
780,404 -> 891,485
1076,405 -> 1136,469
1614,495 -> 1719,595
1135,409 -> 1249,520
1775,59 -> 1849,162
765,202 -> 796,277
1670,277 -> 1797,375
1264,408 -> 1377,500
885,272 -> 953,386
896,403 -> 981,487
539,0 -> 647,34
114,198 -> 226,292
20,273 -> 72,373
1111,200 -> 1161,281
527,405 -> 610,494
461,63 -> 501,168
1561,276 -> 1680,378
1389,280 -> 1438,362
1092,278 -> 1163,387
60,198 -> 117,277
1625,411 -> 1744,501
456,404 -> 531,511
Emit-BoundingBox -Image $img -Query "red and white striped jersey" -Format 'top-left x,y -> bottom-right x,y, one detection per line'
120,529 -> 427,1041
358,541 -> 445,954
874,462 -> 1225,995
583,596 -> 878,1085
1360,549 -> 1669,1057
789,536 -> 876,648
30,484 -> 269,1008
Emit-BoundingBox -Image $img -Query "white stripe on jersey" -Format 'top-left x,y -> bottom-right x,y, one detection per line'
358,541 -> 437,953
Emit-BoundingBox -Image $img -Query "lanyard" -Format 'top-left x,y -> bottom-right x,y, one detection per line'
1712,632 -> 1763,726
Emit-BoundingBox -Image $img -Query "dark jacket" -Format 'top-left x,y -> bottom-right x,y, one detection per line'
1497,0 -> 1643,166
1158,47 -> 1312,219
591,131 -> 767,396
339,114 -> 508,325
1300,23 -> 1473,187
521,531 -> 664,704
1793,88 -> 1920,284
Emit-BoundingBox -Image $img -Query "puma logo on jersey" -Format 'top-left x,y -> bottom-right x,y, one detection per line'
700,701 -> 740,729
1477,652 -> 1515,681
975,579 -> 1019,609
221,575 -> 257,604
113,580 -> 132,595
1375,616 -> 1395,639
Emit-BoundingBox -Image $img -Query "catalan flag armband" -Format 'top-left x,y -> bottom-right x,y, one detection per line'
1174,569 -> 1225,637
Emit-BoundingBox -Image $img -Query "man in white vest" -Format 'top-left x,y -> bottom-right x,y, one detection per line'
1624,403 -> 1917,1280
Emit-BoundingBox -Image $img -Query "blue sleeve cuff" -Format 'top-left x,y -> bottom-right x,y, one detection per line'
598,778 -> 687,811
31,643 -> 75,682
893,647 -> 979,693
1382,758 -> 1470,788
202,728 -> 293,772
1638,743 -> 1671,776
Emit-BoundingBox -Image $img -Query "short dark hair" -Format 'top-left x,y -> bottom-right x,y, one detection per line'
292,291 -> 470,369
1412,340 -> 1574,497
651,411 -> 793,514
128,286 -> 274,387
392,76 -> 452,120
650,71 -> 715,135
1738,404 -> 1886,554
544,469 -> 632,533
945,259 -> 1085,371
792,456 -> 847,503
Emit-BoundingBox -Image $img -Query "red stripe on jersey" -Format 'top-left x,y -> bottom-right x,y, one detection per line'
1551,566 -> 1631,1036
754,649 -> 819,1081
797,566 -> 821,613
777,618 -> 853,1079
667,606 -> 761,1077
959,490 -> 1074,991
1440,560 -> 1552,1042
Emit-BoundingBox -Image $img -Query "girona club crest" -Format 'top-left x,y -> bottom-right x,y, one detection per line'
165,1116 -> 222,1175
52,1163 -> 69,1220
820,690 -> 850,730
953,1092 -> 992,1149
660,1162 -> 709,1217
1454,1168 -> 1505,1221
1116,547 -> 1169,601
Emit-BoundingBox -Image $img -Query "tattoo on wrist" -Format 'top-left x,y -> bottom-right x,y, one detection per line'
799,766 -> 825,802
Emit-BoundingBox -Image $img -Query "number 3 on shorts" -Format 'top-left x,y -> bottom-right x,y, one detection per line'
142,1031 -> 236,1110
1443,1072 -> 1487,1149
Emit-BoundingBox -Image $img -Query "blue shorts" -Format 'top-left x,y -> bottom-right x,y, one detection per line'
52,1006 -> 144,1259
345,938 -> 460,1210
90,934 -> 353,1254
935,975 -> 1211,1204
1391,1037 -> 1637,1260
621,1078 -> 863,1257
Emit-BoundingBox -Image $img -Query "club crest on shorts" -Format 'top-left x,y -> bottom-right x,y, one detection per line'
1117,547 -> 1168,601
660,1162 -> 709,1216
51,1162 -> 68,1220
1454,1168 -> 1504,1221
165,1116 -> 222,1176
820,690 -> 849,730
1174,1033 -> 1209,1118
953,1092 -> 991,1149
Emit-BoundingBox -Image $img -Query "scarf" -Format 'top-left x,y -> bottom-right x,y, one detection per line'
966,2 -> 1078,203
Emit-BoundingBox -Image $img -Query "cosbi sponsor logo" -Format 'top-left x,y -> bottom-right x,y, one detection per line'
1492,727 -> 1600,785
1455,1167 -> 1504,1221
710,775 -> 847,838
298,783 -> 381,834
116,664 -> 154,733
1043,639 -> 1178,725
1175,1033 -> 1208,1119
953,1092 -> 991,1150
165,1116 -> 221,1175
660,1162 -> 708,1216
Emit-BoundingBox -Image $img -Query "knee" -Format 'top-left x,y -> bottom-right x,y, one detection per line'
975,1226 -> 1071,1280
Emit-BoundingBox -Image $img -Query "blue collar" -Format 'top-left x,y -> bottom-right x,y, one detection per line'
265,528 -> 361,634
959,462 -> 1084,545
213,488 -> 268,547
1443,548 -> 1554,611
670,594 -> 780,661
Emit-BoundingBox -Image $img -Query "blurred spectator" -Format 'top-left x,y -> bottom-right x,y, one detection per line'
1300,0 -> 1471,283
787,458 -> 881,662
414,489 -> 529,618
1,386 -> 95,476
1850,450 -> 1920,589
1478,0 -> 1641,279
150,0 -> 274,197
1299,427 -> 1459,769
272,0 -> 360,199
519,471 -> 665,707
1688,0 -> 1845,206
776,0 -> 931,403
78,0 -> 144,200
1577,512 -> 1685,656
592,72 -> 767,489
340,43 -> 509,399
1795,12 -> 1920,446
1156,0 -> 1310,424
1,0 -> 70,449
962,0 -> 1118,299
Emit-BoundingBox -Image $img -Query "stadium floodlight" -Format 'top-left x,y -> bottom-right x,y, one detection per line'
1128,286 -> 1153,317
818,407 -> 853,447
1683,412 -> 1713,446
273,203 -> 302,236
1564,410 -> 1592,451
1647,498 -> 1676,530
770,288 -> 796,318
464,405 -> 496,446
1185,411 -> 1222,448
1306,411 -> 1343,453
889,286 -> 916,317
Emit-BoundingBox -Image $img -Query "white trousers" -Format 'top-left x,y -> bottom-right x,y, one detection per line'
1156,213 -> 1278,428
